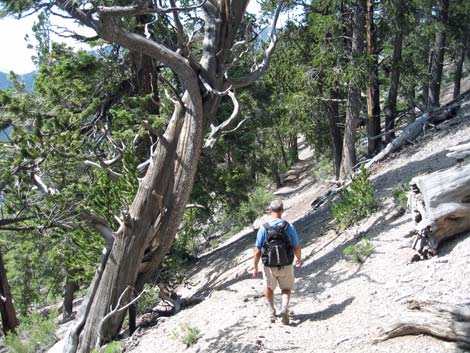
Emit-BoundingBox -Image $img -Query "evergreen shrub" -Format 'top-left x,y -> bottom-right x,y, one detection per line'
392,184 -> 410,209
4,310 -> 57,353
172,322 -> 200,347
343,239 -> 375,263
330,165 -> 378,227
232,184 -> 273,229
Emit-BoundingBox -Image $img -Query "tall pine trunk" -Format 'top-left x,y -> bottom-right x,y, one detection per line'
385,32 -> 403,143
0,250 -> 19,334
340,0 -> 366,179
428,0 -> 449,107
327,84 -> 343,180
366,0 -> 381,156
289,134 -> 299,163
453,32 -> 468,99
63,276 -> 79,321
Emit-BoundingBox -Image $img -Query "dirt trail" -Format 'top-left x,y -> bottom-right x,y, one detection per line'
124,97 -> 470,353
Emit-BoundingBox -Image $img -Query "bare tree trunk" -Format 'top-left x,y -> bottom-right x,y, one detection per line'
366,0 -> 381,155
289,134 -> 298,163
53,0 -> 283,351
407,85 -> 417,122
340,0 -> 366,179
327,85 -> 343,180
276,131 -> 289,168
63,276 -> 79,321
453,32 -> 468,100
385,32 -> 403,143
421,40 -> 432,107
271,160 -> 282,188
76,96 -> 200,353
428,0 -> 449,107
0,250 -> 19,335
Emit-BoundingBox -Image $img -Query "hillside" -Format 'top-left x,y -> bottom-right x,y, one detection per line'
0,70 -> 36,91
114,94 -> 470,353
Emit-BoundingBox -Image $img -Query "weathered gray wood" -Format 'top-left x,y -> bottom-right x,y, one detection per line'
409,161 -> 470,255
446,142 -> 470,160
379,300 -> 470,348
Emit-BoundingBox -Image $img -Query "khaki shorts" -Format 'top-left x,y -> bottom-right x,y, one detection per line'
262,264 -> 295,291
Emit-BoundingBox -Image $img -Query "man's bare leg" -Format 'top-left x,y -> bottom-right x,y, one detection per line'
280,289 -> 291,324
265,287 -> 276,322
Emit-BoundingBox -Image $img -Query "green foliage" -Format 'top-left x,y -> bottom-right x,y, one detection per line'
4,310 -> 57,353
392,184 -> 410,209
92,341 -> 122,353
330,165 -> 378,227
172,322 -> 200,347
235,184 -> 274,228
136,284 -> 161,315
343,239 -> 375,263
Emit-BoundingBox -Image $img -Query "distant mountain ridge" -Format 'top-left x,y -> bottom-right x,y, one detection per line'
0,70 -> 36,92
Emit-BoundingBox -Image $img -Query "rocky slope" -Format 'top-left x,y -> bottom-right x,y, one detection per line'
121,94 -> 470,353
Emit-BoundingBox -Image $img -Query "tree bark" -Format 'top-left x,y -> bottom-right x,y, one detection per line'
271,160 -> 282,189
366,0 -> 381,155
289,134 -> 298,163
453,32 -> 468,100
63,276 -> 79,321
340,0 -> 366,179
0,250 -> 19,335
385,32 -> 403,143
327,84 -> 343,180
428,0 -> 449,108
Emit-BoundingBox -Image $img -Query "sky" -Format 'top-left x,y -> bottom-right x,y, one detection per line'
0,1 -> 263,74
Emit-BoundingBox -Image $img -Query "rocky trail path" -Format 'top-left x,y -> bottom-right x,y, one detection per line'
122,96 -> 470,353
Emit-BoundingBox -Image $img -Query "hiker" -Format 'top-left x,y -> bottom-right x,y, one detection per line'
253,199 -> 302,325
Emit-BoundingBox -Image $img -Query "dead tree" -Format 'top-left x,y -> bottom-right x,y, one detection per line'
409,159 -> 470,258
19,1 -> 287,352
379,300 -> 470,348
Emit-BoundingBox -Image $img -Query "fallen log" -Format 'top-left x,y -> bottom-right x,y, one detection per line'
365,89 -> 469,169
311,91 -> 469,210
408,161 -> 470,257
379,300 -> 470,348
446,142 -> 470,160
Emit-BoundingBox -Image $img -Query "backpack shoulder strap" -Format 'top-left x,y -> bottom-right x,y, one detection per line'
263,223 -> 271,231
281,221 -> 289,231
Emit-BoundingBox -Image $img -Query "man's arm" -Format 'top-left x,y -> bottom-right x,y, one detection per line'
293,245 -> 302,267
253,247 -> 262,277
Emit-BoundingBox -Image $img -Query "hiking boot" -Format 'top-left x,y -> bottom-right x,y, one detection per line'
279,307 -> 289,325
268,307 -> 276,323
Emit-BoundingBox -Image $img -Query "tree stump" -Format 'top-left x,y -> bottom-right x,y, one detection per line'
409,161 -> 470,257
379,300 -> 470,348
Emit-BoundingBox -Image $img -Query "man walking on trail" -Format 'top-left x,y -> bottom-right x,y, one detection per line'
253,199 -> 302,325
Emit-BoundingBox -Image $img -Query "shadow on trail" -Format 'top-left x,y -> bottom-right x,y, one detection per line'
290,297 -> 355,327
196,318 -> 260,353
